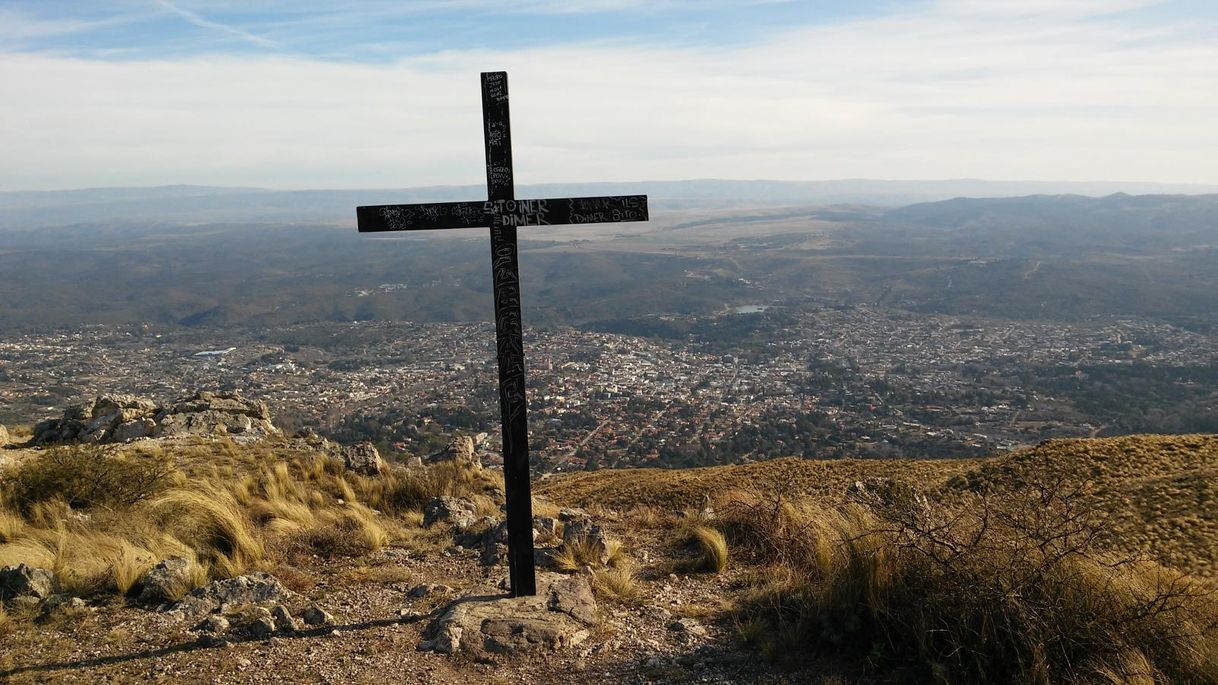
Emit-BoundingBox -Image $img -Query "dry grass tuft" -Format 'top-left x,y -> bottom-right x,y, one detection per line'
151,486 -> 263,580
111,542 -> 157,596
553,537 -> 628,572
680,525 -> 728,574
733,477 -> 1218,684
593,564 -> 645,606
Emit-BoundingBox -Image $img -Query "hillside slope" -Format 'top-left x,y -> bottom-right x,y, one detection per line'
541,434 -> 1218,578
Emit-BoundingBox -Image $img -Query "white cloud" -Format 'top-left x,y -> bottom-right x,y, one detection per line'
0,0 -> 1215,190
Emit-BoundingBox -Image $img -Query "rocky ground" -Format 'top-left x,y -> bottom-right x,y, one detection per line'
3,396 -> 1215,684
1,513 -> 823,684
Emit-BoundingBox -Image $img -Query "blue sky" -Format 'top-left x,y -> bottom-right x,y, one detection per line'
1,0 -> 1217,190
3,1 -> 897,60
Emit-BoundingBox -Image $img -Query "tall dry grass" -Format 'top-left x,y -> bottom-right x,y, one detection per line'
0,440 -> 496,601
723,480 -> 1218,684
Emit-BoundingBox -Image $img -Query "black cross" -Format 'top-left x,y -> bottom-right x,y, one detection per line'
356,71 -> 648,597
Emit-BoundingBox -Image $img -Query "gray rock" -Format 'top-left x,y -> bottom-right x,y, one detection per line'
427,435 -> 480,468
341,442 -> 385,476
139,558 -> 195,604
423,496 -> 479,530
155,390 -> 279,439
301,606 -> 334,626
419,573 -> 597,657
1,564 -> 55,602
41,594 -> 87,612
408,583 -> 454,598
248,616 -> 276,639
173,572 -> 294,616
270,604 -> 297,632
111,418 -> 156,442
195,615 -> 231,633
533,516 -> 560,539
558,508 -> 589,523
561,520 -> 613,566
669,617 -> 708,637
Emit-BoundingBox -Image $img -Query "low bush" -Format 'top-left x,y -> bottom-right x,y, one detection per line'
2,446 -> 175,514
733,478 -> 1218,684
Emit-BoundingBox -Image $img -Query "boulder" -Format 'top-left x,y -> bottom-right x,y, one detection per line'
0,564 -> 55,602
562,519 -> 613,566
112,418 -> 156,443
341,442 -> 385,476
173,572 -> 294,616
270,604 -> 298,632
408,583 -> 454,598
195,615 -> 231,633
419,573 -> 598,656
427,435 -> 480,468
423,496 -> 479,530
139,558 -> 195,604
0,423 -> 8,447
248,616 -> 277,639
155,391 -> 279,439
302,606 -> 334,626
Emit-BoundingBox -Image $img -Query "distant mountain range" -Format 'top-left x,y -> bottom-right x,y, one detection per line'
3,179 -> 1218,230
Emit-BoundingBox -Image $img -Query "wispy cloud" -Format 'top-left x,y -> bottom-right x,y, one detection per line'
152,0 -> 278,49
0,0 -> 1215,190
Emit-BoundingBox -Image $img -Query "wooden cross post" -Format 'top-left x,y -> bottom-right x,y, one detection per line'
356,71 -> 648,597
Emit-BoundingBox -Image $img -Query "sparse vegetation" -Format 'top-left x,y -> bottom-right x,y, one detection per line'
727,478 -> 1218,684
593,565 -> 644,606
0,438 -> 497,605
3,445 -> 176,514
677,524 -> 728,573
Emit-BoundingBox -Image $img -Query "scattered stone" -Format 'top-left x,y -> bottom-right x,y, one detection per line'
341,442 -> 385,476
111,418 -> 156,442
270,604 -> 298,632
423,496 -> 479,530
669,617 -> 708,638
249,615 -> 277,639
195,615 -> 231,633
31,390 -> 280,445
39,595 -> 88,618
156,390 -> 279,439
1,564 -> 55,602
409,583 -> 454,598
404,456 -> 424,469
138,558 -> 194,604
427,435 -> 480,468
533,516 -> 560,538
419,573 -> 597,656
562,519 -> 613,566
302,606 -> 334,626
173,572 -> 294,616
481,522 -> 510,566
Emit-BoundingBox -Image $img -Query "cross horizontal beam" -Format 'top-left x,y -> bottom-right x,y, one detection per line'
357,195 -> 648,232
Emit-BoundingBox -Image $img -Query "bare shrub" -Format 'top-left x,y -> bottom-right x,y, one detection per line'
735,477 -> 1218,684
3,446 -> 176,513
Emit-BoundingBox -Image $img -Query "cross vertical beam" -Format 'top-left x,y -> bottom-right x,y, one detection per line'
482,71 -> 536,597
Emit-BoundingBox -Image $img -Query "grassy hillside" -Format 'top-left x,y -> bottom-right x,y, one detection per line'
541,434 -> 1218,579
2,433 -> 1215,683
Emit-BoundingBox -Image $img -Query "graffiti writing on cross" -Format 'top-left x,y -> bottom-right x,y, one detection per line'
356,71 -> 649,598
